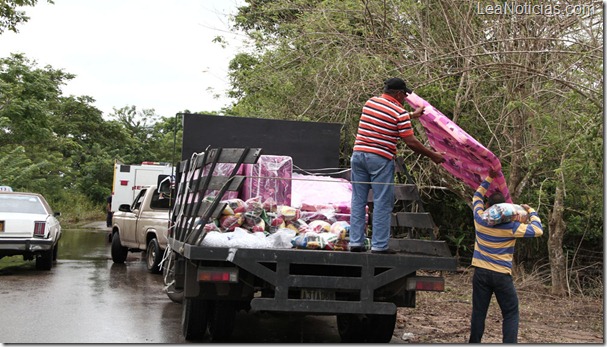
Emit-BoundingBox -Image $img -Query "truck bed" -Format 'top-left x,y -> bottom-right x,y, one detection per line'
170,236 -> 456,315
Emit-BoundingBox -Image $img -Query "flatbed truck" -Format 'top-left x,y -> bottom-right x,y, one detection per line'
162,114 -> 457,343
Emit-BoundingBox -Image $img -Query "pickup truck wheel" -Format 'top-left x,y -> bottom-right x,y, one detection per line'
182,298 -> 210,341
146,238 -> 163,274
336,314 -> 365,342
35,248 -> 53,270
365,313 -> 397,343
208,301 -> 236,341
111,232 -> 128,263
163,250 -> 184,303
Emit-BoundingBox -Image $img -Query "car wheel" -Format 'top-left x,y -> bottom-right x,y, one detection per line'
163,250 -> 184,303
182,298 -> 210,341
208,300 -> 237,342
146,238 -> 163,274
36,248 -> 53,270
111,232 -> 128,263
52,242 -> 59,261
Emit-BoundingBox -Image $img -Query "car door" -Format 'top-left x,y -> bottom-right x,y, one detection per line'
121,189 -> 146,248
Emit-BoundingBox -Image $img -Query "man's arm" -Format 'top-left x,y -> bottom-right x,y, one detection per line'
511,204 -> 544,238
472,168 -> 498,219
402,135 -> 445,164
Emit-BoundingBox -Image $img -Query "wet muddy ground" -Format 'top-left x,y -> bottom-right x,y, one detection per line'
0,223 -> 347,343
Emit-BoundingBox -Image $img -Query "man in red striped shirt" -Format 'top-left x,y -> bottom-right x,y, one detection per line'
349,78 -> 445,254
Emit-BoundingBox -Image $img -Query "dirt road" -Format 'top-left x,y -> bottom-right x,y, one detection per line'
394,270 -> 604,343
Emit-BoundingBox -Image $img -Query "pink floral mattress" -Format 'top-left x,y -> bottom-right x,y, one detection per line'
405,93 -> 512,203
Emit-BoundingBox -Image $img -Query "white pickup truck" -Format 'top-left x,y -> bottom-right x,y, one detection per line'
110,184 -> 171,273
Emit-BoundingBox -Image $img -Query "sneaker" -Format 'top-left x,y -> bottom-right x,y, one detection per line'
371,248 -> 398,254
349,246 -> 367,253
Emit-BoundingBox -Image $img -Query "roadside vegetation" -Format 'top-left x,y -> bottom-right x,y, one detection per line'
0,0 -> 602,297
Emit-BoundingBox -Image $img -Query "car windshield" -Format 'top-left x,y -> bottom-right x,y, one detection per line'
0,195 -> 46,214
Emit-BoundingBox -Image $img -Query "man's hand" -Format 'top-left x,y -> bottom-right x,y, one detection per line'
521,204 -> 531,211
431,151 -> 446,164
410,106 -> 425,119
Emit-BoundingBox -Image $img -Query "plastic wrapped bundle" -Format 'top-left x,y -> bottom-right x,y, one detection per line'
291,172 -> 352,208
308,220 -> 331,233
203,163 -> 243,200
481,203 -> 529,226
405,92 -> 511,203
241,155 -> 293,206
222,198 -> 247,215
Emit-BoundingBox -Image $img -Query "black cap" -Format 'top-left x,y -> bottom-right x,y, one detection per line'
383,77 -> 413,94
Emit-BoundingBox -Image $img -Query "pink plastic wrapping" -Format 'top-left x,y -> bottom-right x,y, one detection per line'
291,173 -> 352,209
241,155 -> 293,206
405,93 -> 512,203
203,163 -> 243,200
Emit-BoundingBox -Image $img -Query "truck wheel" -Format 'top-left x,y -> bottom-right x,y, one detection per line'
146,238 -> 163,274
163,250 -> 184,303
208,301 -> 236,341
336,314 -> 365,343
182,298 -> 210,341
35,248 -> 53,270
365,313 -> 397,343
111,232 -> 128,263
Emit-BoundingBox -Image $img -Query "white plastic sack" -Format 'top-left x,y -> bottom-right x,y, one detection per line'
481,203 -> 529,226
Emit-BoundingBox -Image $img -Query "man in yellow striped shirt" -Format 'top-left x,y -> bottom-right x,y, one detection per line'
469,168 -> 543,343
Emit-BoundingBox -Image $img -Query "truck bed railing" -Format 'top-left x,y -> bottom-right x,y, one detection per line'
170,147 -> 261,245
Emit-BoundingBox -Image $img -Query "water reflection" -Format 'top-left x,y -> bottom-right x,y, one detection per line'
59,228 -> 110,261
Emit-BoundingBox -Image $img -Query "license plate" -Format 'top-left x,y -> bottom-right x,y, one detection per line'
301,289 -> 335,301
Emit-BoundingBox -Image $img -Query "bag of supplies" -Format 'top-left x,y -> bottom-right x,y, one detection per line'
481,203 -> 529,226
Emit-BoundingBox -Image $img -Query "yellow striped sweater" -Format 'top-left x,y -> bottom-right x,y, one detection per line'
472,176 -> 543,275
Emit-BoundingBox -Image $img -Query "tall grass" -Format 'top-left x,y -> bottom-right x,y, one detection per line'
50,193 -> 105,226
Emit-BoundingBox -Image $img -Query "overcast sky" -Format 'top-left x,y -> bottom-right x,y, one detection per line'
0,0 -> 247,118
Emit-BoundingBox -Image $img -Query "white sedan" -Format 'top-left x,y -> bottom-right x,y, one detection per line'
0,191 -> 62,270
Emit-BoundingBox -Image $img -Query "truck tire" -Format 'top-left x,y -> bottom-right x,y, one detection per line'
111,232 -> 128,263
336,314 -> 365,343
182,298 -> 210,341
162,250 -> 184,303
337,312 -> 396,343
146,238 -> 163,274
208,301 -> 236,341
35,248 -> 53,270
365,313 -> 397,343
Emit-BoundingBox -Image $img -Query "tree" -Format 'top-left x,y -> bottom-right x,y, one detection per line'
227,0 -> 603,293
0,0 -> 52,35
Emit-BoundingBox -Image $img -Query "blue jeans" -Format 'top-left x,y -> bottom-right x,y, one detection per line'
349,151 -> 394,251
469,267 -> 519,343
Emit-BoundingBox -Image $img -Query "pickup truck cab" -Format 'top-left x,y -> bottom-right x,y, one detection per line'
111,184 -> 170,273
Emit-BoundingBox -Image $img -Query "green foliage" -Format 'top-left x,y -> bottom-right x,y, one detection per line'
0,0 -> 52,35
227,0 -> 604,269
0,0 -> 602,281
51,191 -> 105,225
0,145 -> 49,189
0,53 -> 182,216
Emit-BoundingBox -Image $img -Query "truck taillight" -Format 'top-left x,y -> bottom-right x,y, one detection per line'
33,221 -> 46,237
406,276 -> 445,292
198,267 -> 238,283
